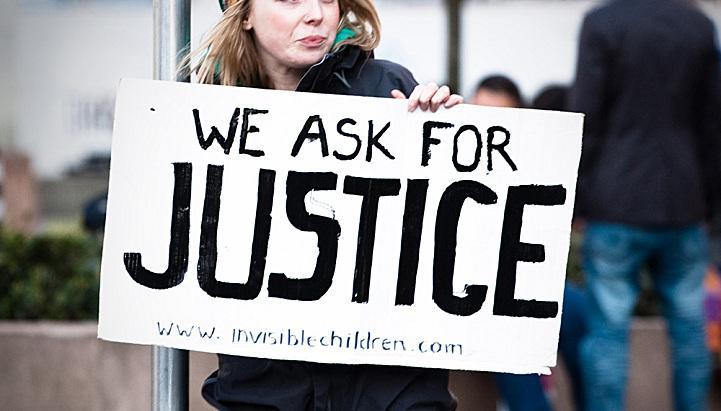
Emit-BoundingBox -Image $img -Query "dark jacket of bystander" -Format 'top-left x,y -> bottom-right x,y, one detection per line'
570,0 -> 721,227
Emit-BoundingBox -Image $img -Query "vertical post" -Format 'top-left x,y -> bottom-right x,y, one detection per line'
152,1 -> 190,410
446,0 -> 462,92
152,346 -> 189,411
154,0 -> 191,82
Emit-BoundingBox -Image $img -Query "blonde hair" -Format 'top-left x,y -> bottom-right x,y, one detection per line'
189,0 -> 381,88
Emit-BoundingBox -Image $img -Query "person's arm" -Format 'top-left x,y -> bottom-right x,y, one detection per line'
696,29 -> 721,221
569,13 -> 610,177
570,13 -> 610,136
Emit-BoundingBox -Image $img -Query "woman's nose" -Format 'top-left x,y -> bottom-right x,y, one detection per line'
303,0 -> 324,25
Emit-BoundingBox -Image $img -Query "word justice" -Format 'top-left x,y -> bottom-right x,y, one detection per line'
123,165 -> 567,318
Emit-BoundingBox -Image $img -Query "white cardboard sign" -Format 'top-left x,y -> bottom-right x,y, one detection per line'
98,78 -> 583,374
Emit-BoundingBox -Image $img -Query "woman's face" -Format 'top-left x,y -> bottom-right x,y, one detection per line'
244,0 -> 341,72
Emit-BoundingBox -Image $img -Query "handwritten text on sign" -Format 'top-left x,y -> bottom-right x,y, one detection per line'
98,78 -> 583,374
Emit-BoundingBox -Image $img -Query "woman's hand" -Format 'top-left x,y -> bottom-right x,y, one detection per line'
391,83 -> 464,112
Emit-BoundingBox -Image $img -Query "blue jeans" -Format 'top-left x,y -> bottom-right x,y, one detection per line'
494,284 -> 588,411
581,222 -> 711,411
493,372 -> 550,411
559,283 -> 588,411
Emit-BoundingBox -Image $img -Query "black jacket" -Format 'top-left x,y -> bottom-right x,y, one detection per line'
570,0 -> 721,227
203,47 -> 455,411
296,45 -> 418,97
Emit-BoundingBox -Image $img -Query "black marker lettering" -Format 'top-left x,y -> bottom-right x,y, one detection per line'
487,126 -> 517,171
291,115 -> 329,157
267,172 -> 340,301
238,108 -> 269,157
493,185 -> 566,318
452,125 -> 483,172
123,162 -> 192,289
366,120 -> 394,161
395,179 -> 429,305
422,121 -> 453,166
193,108 -> 239,154
333,118 -> 361,160
343,176 -> 401,303
197,165 -> 275,299
433,180 -> 498,316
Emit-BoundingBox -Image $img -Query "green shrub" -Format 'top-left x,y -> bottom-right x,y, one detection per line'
0,224 -> 658,319
0,227 -> 101,320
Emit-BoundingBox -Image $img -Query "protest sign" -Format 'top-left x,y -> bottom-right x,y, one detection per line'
98,78 -> 583,374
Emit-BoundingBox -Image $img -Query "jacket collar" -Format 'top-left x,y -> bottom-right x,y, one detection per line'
295,46 -> 371,92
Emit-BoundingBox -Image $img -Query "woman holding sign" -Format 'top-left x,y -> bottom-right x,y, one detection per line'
191,0 -> 462,409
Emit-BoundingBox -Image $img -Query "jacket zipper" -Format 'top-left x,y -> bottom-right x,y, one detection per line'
295,53 -> 333,92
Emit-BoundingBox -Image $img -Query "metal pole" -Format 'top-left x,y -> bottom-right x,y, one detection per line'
446,0 -> 462,92
154,0 -> 191,82
152,1 -> 190,410
152,346 -> 189,411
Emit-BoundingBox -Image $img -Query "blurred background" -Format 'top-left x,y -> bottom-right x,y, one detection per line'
0,0 -> 719,410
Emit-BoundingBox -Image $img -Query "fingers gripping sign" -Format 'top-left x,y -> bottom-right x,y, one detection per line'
392,83 -> 464,112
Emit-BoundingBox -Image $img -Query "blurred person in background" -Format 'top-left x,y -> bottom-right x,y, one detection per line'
473,77 -> 589,411
532,84 -> 588,411
189,0 -> 462,409
82,194 -> 107,234
471,74 -> 524,108
570,0 -> 721,410
531,85 -> 567,114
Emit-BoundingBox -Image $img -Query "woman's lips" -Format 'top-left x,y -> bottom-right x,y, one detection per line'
298,35 -> 326,47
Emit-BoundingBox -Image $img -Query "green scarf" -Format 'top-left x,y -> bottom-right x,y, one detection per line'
333,28 -> 356,46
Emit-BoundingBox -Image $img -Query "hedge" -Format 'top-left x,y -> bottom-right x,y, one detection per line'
0,227 -> 101,320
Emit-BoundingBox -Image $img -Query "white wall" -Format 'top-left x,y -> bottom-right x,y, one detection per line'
0,1 -> 18,149
375,0 -> 448,86
460,0 -> 598,101
14,1 -> 152,178
9,0 -> 721,178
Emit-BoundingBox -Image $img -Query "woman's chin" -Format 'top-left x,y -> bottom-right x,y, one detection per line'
290,47 -> 331,68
